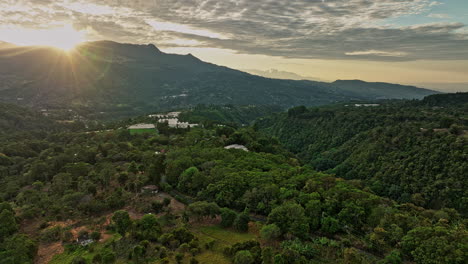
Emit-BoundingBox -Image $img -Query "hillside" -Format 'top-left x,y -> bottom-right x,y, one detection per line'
256,93 -> 468,212
332,80 -> 439,99
178,105 -> 283,127
0,102 -> 466,264
0,41 -> 437,118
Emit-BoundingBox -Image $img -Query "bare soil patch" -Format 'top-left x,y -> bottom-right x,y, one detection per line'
35,242 -> 63,264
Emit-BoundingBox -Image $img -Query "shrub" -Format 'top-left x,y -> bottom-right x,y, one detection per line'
163,198 -> 171,206
40,226 -> 63,242
78,230 -> 89,240
175,252 -> 184,263
71,256 -> 86,264
227,240 -> 260,256
90,231 -> 101,241
260,224 -> 281,241
205,238 -> 216,250
190,247 -> 199,256
92,253 -> 102,263
234,250 -> 254,264
179,243 -> 190,252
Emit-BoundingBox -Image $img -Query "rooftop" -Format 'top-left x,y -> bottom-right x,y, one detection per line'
224,144 -> 249,152
128,124 -> 156,129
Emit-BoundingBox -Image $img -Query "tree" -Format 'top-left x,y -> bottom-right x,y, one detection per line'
132,245 -> 146,262
234,250 -> 254,264
268,203 -> 309,238
178,167 -> 203,194
260,224 -> 281,242
220,208 -> 238,228
320,216 -> 340,234
128,161 -> 138,174
112,210 -> 132,236
186,201 -> 220,221
377,250 -> 402,264
261,247 -> 274,264
305,199 -> 322,230
401,226 -> 466,264
118,172 -> 128,185
172,227 -> 195,244
0,209 -> 18,241
0,234 -> 37,264
234,212 -> 250,232
134,214 -> 161,241
0,202 -> 13,213
338,202 -> 365,229
175,252 -> 184,264
343,247 -> 363,264
101,249 -> 116,264
288,106 -> 308,117
148,164 -> 161,185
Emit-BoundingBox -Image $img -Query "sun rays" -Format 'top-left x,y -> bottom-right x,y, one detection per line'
0,24 -> 85,51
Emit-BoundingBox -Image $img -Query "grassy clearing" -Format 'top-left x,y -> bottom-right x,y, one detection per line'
49,233 -> 120,264
195,251 -> 232,264
50,226 -> 255,264
49,246 -> 94,264
190,225 -> 257,264
192,225 -> 256,246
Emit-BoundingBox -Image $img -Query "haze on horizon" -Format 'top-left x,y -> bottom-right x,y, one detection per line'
1,0 -> 467,92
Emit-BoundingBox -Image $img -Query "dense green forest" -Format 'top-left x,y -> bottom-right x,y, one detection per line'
178,105 -> 283,127
256,93 -> 468,213
0,94 -> 467,264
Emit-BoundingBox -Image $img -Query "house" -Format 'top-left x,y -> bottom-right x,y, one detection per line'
128,124 -> 158,135
354,104 -> 380,107
224,144 -> 249,152
77,239 -> 94,246
141,185 -> 159,194
157,118 -> 198,128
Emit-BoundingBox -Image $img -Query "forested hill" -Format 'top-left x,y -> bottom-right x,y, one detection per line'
178,105 -> 283,126
0,103 -> 59,134
0,41 -> 437,118
0,101 -> 466,263
256,93 -> 468,212
421,92 -> 468,106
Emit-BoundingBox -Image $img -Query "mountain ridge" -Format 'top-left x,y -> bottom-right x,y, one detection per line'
0,41 -> 439,117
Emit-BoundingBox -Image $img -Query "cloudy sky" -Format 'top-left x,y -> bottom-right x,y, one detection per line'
1,0 -> 467,91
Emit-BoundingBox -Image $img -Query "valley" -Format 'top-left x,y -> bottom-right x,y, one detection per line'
0,93 -> 466,264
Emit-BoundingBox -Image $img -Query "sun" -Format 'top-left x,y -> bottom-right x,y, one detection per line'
0,24 -> 85,51
43,25 -> 86,50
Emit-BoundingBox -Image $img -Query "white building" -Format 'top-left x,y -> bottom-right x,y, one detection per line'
128,124 -> 156,129
354,104 -> 380,107
224,144 -> 249,152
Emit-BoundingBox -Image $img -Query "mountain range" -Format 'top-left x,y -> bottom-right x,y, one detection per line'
0,41 -> 438,116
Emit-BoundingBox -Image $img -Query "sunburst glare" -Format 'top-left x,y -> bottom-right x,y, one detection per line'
0,24 -> 85,51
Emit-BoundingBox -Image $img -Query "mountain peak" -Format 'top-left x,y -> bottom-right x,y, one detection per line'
0,41 -> 17,49
146,43 -> 161,53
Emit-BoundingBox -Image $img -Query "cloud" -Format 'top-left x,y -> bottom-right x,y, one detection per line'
0,0 -> 467,61
345,50 -> 409,57
243,68 -> 328,82
146,20 -> 229,39
428,13 -> 451,19
62,2 -> 115,16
